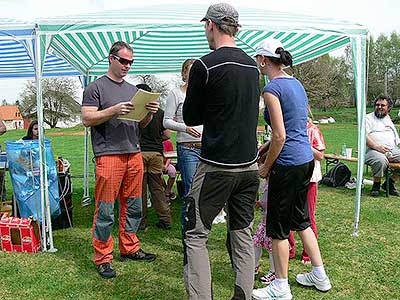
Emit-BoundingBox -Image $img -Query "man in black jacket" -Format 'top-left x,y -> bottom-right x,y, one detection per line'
182,3 -> 260,300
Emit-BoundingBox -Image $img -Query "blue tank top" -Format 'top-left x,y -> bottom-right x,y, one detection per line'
263,77 -> 313,166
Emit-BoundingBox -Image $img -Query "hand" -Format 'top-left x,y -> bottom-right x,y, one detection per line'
145,101 -> 160,114
186,127 -> 201,138
376,144 -> 390,154
258,164 -> 270,179
113,101 -> 134,116
258,142 -> 270,157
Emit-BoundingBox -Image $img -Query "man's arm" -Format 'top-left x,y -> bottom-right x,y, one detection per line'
183,60 -> 207,126
0,120 -> 6,135
82,101 -> 134,127
366,134 -> 390,154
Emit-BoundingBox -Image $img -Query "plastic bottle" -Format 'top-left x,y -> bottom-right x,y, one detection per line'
341,143 -> 346,156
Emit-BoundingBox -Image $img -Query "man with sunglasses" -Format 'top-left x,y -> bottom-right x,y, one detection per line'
182,3 -> 260,300
366,95 -> 400,197
81,41 -> 159,279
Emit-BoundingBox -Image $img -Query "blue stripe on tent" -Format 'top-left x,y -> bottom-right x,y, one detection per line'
0,29 -> 33,37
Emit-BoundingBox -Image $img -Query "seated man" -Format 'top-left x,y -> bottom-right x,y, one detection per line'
366,95 -> 400,197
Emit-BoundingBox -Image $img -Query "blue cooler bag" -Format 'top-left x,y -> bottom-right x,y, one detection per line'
6,139 -> 61,222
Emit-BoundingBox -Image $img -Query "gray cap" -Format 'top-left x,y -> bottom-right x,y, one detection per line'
201,3 -> 240,27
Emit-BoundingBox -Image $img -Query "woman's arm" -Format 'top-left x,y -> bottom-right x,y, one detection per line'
163,90 -> 187,132
259,92 -> 286,178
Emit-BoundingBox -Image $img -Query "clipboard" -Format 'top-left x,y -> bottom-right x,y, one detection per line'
118,89 -> 161,122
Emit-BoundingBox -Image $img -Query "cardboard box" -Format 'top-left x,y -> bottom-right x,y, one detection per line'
0,214 -> 41,253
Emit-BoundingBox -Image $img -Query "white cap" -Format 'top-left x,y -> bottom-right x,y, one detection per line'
255,38 -> 284,58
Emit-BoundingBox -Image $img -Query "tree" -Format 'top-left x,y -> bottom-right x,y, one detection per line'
368,32 -> 400,105
293,54 -> 353,110
19,78 -> 81,128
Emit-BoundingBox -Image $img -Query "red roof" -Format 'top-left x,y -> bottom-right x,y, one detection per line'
0,106 -> 23,121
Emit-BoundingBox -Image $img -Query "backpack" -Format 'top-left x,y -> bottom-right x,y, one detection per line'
321,162 -> 351,187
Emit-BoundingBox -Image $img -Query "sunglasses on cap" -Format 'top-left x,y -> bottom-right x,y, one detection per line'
111,54 -> 134,66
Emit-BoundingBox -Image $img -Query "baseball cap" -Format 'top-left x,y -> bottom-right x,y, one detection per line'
201,3 -> 240,27
255,38 -> 284,58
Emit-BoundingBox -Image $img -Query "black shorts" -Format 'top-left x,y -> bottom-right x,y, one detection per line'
266,160 -> 314,240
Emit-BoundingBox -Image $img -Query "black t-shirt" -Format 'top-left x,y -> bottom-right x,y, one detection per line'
139,109 -> 165,154
82,76 -> 140,157
183,47 -> 260,167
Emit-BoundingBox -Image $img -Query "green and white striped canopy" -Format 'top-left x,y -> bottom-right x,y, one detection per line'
36,5 -> 368,81
34,4 -> 368,236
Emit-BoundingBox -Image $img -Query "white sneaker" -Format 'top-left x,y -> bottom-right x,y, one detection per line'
296,272 -> 332,292
252,282 -> 292,300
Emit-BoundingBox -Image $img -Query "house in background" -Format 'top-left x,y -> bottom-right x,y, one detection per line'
0,105 -> 23,130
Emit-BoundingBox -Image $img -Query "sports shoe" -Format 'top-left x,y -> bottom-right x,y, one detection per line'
81,197 -> 91,207
120,249 -> 156,262
300,256 -> 311,265
296,272 -> 332,292
252,282 -> 292,300
96,262 -> 116,279
165,191 -> 177,201
156,221 -> 171,230
260,271 -> 276,285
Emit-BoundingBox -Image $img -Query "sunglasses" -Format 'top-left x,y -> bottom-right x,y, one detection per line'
111,54 -> 134,66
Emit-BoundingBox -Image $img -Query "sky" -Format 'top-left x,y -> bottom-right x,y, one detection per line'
0,0 -> 399,103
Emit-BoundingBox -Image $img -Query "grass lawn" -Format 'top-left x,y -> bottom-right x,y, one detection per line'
0,111 -> 399,300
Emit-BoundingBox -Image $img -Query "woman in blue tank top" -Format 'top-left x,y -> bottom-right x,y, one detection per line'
252,39 -> 331,300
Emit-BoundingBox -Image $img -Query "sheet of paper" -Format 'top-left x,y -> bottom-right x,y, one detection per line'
118,89 -> 161,122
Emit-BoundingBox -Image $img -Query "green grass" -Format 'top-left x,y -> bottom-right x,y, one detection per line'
0,114 -> 399,300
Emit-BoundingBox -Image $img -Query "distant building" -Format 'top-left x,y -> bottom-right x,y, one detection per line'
0,105 -> 23,130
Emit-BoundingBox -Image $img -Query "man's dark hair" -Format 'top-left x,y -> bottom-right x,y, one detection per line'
374,95 -> 393,110
208,19 -> 238,37
108,41 -> 133,63
136,84 -> 152,92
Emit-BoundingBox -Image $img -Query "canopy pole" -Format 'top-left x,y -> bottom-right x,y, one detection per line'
351,35 -> 368,237
34,26 -> 56,252
80,76 -> 91,207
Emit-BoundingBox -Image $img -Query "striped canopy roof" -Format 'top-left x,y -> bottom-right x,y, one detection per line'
36,5 -> 368,80
0,18 -> 79,78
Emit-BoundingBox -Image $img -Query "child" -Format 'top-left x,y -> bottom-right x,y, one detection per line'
253,179 -> 276,284
163,139 -> 177,201
288,111 -> 325,264
254,138 -> 292,285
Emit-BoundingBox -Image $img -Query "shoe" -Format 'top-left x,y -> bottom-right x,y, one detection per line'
382,179 -> 400,196
120,249 -> 156,262
301,257 -> 311,265
296,272 -> 332,292
260,271 -> 276,285
165,191 -> 177,201
156,221 -> 171,230
212,215 -> 226,224
252,282 -> 292,300
96,262 -> 116,279
370,183 -> 380,197
81,197 -> 91,207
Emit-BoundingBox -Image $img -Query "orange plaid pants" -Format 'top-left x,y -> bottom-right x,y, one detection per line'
92,153 -> 143,265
